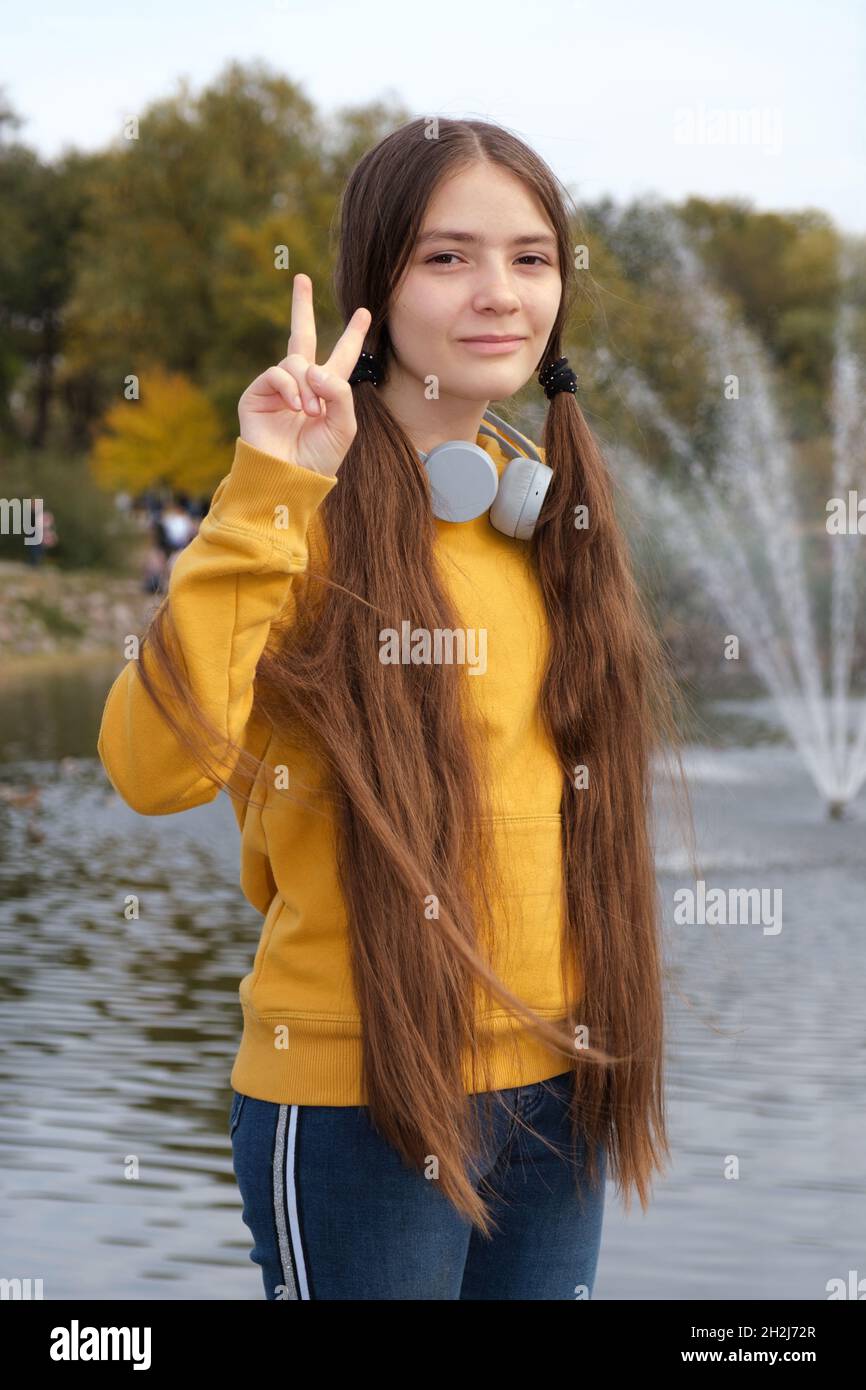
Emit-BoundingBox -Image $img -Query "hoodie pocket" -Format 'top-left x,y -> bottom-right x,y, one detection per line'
484,814 -> 573,1012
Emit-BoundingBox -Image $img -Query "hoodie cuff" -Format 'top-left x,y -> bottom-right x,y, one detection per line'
204,437 -> 338,547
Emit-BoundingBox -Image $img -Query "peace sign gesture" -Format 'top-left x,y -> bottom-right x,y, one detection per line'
238,273 -> 373,478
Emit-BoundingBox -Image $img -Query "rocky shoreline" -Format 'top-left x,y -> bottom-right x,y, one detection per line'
0,560 -> 159,685
0,557 -> 762,701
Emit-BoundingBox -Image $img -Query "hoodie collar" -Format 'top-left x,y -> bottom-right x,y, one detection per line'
475,424 -> 510,476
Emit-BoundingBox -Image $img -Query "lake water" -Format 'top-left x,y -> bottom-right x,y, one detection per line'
0,660 -> 864,1300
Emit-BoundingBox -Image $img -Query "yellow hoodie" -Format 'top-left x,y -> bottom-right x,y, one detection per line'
97,423 -> 579,1104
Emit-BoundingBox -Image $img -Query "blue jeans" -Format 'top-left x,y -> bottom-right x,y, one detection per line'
229,1069 -> 606,1300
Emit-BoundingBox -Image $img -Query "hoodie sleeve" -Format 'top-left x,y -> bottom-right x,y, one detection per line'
97,437 -> 337,816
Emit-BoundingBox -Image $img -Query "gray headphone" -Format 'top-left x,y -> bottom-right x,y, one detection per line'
418,408 -> 553,540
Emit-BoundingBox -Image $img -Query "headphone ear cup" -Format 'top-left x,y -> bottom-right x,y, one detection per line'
489,458 -> 554,539
423,440 -> 500,522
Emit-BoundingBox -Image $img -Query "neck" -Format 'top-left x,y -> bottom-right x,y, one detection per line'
378,360 -> 488,455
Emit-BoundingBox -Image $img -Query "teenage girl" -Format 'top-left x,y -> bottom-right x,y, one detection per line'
98,117 -> 688,1301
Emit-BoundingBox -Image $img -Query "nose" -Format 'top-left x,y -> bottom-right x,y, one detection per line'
471,262 -> 523,314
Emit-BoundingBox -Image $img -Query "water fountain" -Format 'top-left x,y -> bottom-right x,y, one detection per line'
594,212 -> 866,819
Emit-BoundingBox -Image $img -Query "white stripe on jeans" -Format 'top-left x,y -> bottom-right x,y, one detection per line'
272,1103 -> 310,1299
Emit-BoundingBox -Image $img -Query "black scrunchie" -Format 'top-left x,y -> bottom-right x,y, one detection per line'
538,356 -> 578,399
350,349 -> 577,397
349,350 -> 384,387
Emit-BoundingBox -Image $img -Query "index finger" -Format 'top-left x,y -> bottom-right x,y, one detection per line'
287,273 -> 317,362
324,306 -> 373,380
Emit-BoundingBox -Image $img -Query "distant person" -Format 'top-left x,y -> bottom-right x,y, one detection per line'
23,507 -> 57,567
152,496 -> 197,593
141,523 -> 165,594
160,497 -> 196,553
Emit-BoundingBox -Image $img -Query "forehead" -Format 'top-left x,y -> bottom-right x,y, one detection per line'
419,163 -> 554,237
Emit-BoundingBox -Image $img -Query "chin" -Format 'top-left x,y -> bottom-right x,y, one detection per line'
466,363 -> 530,393
434,354 -> 531,401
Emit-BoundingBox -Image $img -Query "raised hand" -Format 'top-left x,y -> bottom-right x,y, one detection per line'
238,273 -> 372,477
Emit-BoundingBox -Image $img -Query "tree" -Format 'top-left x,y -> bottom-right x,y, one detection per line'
90,365 -> 226,494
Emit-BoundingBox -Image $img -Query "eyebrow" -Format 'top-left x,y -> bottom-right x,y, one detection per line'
416,228 -> 558,248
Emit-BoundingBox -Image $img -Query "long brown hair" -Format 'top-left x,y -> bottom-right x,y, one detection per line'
133,117 -> 695,1234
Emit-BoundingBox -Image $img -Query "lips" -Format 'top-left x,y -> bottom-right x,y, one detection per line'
460,336 -> 526,343
458,336 -> 528,356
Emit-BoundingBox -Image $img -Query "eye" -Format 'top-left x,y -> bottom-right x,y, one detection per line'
424,253 -> 550,267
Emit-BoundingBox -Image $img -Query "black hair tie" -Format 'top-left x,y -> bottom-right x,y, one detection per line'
538,356 -> 578,399
349,350 -> 384,387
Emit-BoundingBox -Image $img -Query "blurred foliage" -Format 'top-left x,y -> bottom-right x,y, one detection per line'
91,364 -> 227,493
0,59 -> 864,571
0,445 -> 138,571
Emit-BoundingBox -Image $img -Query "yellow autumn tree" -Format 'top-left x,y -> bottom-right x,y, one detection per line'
91,365 -> 228,495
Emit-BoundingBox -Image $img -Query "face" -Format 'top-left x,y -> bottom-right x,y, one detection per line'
387,162 -> 562,403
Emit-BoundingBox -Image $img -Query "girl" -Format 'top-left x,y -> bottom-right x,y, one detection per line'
97,117 -> 690,1300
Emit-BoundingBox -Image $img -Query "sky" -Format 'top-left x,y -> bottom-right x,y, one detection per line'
2,0 -> 864,233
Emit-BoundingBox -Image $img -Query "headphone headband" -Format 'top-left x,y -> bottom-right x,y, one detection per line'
477,409 -> 543,463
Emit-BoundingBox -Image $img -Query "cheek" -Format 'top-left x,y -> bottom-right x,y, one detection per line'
546,280 -> 563,323
392,279 -> 454,346
528,292 -> 561,340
